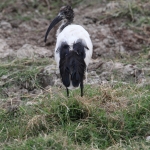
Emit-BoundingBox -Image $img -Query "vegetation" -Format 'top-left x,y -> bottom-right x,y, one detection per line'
0,0 -> 150,149
0,58 -> 150,149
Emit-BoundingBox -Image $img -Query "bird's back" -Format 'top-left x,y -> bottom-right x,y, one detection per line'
55,24 -> 93,67
59,50 -> 86,89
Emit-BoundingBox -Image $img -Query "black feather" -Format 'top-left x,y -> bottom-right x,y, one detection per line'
73,39 -> 89,59
59,42 -> 70,59
59,41 -> 86,96
70,56 -> 85,87
59,42 -> 70,87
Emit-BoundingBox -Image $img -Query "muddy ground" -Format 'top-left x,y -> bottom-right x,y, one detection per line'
0,0 -> 150,99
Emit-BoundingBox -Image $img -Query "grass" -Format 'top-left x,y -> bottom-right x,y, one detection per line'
0,71 -> 150,149
0,0 -> 16,11
95,0 -> 150,28
0,48 -> 150,150
0,0 -> 150,149
0,0 -> 85,21
0,58 -> 52,98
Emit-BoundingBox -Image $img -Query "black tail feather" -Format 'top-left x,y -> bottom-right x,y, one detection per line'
61,67 -> 70,87
71,72 -> 80,87
70,59 -> 85,87
59,40 -> 86,96
59,42 -> 70,87
73,39 -> 89,59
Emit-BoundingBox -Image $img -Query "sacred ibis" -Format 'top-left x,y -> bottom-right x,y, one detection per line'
44,5 -> 93,97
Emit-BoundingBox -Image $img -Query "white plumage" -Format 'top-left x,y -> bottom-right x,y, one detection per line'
45,6 -> 93,96
55,24 -> 93,67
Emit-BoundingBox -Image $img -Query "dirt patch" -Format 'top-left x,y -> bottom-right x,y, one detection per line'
0,0 -> 150,100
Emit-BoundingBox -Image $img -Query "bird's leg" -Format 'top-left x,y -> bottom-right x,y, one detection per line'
66,88 -> 69,97
80,81 -> 84,97
85,71 -> 87,83
85,67 -> 88,83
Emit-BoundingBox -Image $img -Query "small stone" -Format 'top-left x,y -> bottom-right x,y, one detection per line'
26,101 -> 38,106
0,21 -> 12,29
17,44 -> 53,59
0,39 -> 15,59
146,136 -> 150,142
90,71 -> 97,76
19,23 -> 32,30
1,75 -> 8,80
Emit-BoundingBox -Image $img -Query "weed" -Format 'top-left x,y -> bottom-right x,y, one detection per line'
0,0 -> 150,149
0,83 -> 150,149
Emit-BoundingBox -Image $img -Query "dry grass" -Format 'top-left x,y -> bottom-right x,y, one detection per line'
26,115 -> 48,132
0,0 -> 150,149
76,85 -> 129,113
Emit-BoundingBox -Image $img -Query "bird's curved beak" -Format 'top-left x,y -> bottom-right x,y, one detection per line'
44,15 -> 63,43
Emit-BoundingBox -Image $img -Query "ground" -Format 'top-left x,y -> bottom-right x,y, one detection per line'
0,0 -> 150,149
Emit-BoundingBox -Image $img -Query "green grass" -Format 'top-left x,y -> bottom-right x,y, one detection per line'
0,0 -> 85,21
0,0 -> 17,11
0,0 -> 150,149
0,80 -> 150,149
0,54 -> 150,149
0,58 -> 51,98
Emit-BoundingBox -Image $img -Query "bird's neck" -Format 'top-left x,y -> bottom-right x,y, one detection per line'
57,19 -> 73,35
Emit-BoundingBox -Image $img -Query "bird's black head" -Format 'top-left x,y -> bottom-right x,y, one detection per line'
59,5 -> 74,21
44,5 -> 74,43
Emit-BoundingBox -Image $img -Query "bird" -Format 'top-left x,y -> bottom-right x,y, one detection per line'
44,5 -> 93,97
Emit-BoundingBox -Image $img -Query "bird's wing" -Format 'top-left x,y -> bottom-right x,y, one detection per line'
55,25 -> 93,67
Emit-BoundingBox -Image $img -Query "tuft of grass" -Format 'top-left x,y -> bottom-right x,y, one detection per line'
26,115 -> 48,134
0,58 -> 51,98
1,82 -> 150,149
0,0 -> 85,21
0,0 -> 16,12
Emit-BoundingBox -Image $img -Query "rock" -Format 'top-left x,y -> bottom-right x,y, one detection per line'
100,71 -> 112,81
101,61 -> 114,72
17,44 -> 53,59
89,60 -> 145,83
122,64 -> 138,76
88,60 -> 103,71
100,26 -> 111,37
0,21 -> 12,29
26,101 -> 38,106
0,81 -> 5,86
37,64 -> 63,88
44,64 -> 57,74
0,39 -> 10,50
19,23 -> 32,30
1,75 -> 9,80
88,71 -> 101,85
1,97 -> 21,112
146,136 -> 150,142
10,20 -> 21,28
148,51 -> 150,59
0,39 -> 15,60
0,13 -> 2,20
106,2 -> 119,10
37,70 -> 55,88
84,8 -> 103,20
86,24 -> 127,58
3,86 -> 21,97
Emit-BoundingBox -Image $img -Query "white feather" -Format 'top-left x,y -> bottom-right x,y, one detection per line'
55,24 -> 93,67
